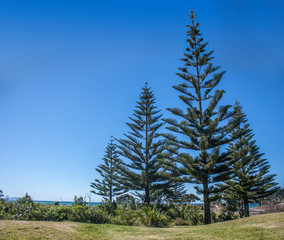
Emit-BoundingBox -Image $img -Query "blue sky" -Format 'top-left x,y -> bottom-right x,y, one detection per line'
0,0 -> 283,201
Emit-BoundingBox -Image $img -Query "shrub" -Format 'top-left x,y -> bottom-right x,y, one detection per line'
139,206 -> 169,227
211,211 -> 218,223
110,209 -> 141,226
218,205 -> 238,222
173,217 -> 189,226
166,205 -> 182,219
183,205 -> 203,225
98,200 -> 117,215
116,194 -> 138,210
17,193 -> 34,205
0,198 -> 108,224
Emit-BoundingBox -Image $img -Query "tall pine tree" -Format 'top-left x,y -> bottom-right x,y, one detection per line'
116,83 -> 169,205
162,11 -> 237,224
90,137 -> 127,202
225,101 -> 279,217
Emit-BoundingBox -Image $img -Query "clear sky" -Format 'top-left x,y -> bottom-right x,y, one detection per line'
0,0 -> 283,201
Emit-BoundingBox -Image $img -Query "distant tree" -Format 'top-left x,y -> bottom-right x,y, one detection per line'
0,190 -> 4,200
162,11 -> 237,224
91,137 -> 127,202
116,83 -> 170,205
182,193 -> 200,204
73,196 -> 87,206
167,181 -> 186,204
116,194 -> 138,210
268,187 -> 284,200
17,193 -> 33,205
225,101 -> 279,217
162,163 -> 199,205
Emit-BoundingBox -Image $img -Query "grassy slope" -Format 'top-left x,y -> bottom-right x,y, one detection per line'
0,212 -> 283,240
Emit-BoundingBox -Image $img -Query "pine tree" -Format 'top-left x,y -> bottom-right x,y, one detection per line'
167,181 -> 186,204
116,83 -> 169,205
164,164 -> 187,205
162,11 -> 237,224
225,101 -> 279,217
90,137 -> 127,202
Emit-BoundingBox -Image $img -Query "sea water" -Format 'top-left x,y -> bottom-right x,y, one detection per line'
33,200 -> 100,206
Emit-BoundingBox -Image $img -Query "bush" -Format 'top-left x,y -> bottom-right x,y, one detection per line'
98,200 -> 117,215
211,211 -> 218,223
139,206 -> 169,227
116,194 -> 138,210
218,205 -> 238,222
166,205 -> 182,219
183,205 -> 203,225
0,193 -> 241,226
0,197 -> 108,224
173,217 -> 189,226
17,193 -> 34,205
111,209 -> 141,226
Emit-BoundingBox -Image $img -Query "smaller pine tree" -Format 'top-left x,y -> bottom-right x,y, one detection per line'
91,137 -> 127,202
167,181 -> 187,204
225,101 -> 279,217
116,83 -> 170,205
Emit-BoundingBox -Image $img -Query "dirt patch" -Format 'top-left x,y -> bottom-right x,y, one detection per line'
2,220 -> 78,233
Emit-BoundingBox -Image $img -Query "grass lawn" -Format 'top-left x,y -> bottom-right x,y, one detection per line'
0,212 -> 283,240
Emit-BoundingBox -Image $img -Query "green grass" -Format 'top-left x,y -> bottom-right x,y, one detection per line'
0,212 -> 283,240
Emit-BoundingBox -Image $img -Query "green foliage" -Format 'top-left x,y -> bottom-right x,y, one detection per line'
210,210 -> 218,223
166,205 -> 182,219
110,208 -> 141,226
91,137 -> 127,202
217,192 -> 245,219
97,200 -> 117,215
218,206 -> 238,222
183,205 -> 203,225
139,206 -> 169,227
0,198 -> 108,223
172,217 -> 189,226
73,196 -> 87,206
17,193 -> 34,205
166,181 -> 187,204
116,194 -> 138,210
116,83 -> 170,204
161,10 -> 237,224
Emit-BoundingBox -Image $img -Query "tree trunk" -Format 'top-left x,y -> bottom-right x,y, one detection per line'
203,182 -> 211,224
110,191 -> 112,203
145,185 -> 150,205
110,183 -> 113,202
244,199 -> 250,217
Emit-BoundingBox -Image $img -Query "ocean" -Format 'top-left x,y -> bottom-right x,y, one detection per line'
33,201 -> 258,207
33,200 -> 100,206
7,199 -> 259,207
